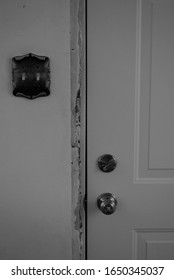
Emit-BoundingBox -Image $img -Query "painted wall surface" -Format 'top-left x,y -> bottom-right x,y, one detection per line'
0,0 -> 72,259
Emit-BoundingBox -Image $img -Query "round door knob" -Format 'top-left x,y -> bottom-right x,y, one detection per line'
97,154 -> 117,172
97,193 -> 117,215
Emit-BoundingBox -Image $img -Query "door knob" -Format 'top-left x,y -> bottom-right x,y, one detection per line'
97,193 -> 117,215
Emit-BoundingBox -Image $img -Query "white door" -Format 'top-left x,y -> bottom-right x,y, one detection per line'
0,0 -> 72,259
87,0 -> 174,259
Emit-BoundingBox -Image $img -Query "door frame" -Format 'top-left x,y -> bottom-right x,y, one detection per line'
70,0 -> 86,260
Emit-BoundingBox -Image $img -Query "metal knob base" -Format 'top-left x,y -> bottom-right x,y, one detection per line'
97,193 -> 117,215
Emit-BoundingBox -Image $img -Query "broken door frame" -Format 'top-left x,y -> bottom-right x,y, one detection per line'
71,0 -> 86,259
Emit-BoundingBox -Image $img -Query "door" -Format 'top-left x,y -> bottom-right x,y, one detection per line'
87,0 -> 174,259
0,0 -> 72,259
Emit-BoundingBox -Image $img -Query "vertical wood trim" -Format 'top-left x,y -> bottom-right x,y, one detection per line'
134,0 -> 142,183
70,0 -> 86,259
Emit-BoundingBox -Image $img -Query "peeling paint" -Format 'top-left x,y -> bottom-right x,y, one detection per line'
71,0 -> 86,259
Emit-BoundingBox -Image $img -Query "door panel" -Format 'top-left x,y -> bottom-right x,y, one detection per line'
133,229 -> 174,259
87,0 -> 174,259
138,0 -> 174,177
0,0 -> 71,259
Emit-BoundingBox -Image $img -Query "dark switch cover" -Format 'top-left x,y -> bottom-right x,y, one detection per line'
12,53 -> 50,99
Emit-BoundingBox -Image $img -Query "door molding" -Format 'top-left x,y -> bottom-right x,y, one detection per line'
132,228 -> 174,259
70,0 -> 86,259
134,0 -> 174,184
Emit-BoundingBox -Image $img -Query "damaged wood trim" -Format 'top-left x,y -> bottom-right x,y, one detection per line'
70,0 -> 86,259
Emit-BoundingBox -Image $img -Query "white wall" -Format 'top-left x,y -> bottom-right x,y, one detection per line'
0,0 -> 72,259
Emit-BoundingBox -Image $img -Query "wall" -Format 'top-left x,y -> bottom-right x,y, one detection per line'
0,0 -> 72,259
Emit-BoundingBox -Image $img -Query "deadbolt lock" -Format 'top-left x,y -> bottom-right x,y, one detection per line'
97,154 -> 117,172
